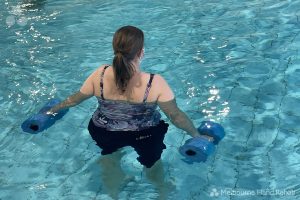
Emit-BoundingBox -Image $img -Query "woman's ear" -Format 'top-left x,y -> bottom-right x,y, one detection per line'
139,48 -> 145,59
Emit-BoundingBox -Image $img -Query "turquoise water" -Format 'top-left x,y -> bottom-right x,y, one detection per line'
1,0 -> 300,199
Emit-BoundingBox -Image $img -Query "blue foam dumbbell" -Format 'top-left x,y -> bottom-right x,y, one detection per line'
179,121 -> 225,163
197,121 -> 225,145
21,99 -> 68,134
179,137 -> 215,163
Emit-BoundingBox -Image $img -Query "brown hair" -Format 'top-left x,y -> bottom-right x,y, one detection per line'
112,26 -> 144,93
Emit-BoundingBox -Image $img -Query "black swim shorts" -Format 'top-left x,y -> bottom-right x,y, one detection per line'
88,119 -> 169,168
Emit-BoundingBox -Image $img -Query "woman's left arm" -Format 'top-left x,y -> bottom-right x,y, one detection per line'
47,91 -> 92,114
47,67 -> 99,114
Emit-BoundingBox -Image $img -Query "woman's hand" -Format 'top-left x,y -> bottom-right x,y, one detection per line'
45,110 -> 58,116
193,134 -> 214,142
43,109 -> 58,117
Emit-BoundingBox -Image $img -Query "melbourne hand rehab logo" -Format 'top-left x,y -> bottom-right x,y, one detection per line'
6,6 -> 28,28
210,188 -> 220,197
209,187 -> 295,198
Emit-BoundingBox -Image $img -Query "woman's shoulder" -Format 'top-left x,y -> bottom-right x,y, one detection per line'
150,73 -> 167,84
91,64 -> 112,77
149,73 -> 174,101
141,72 -> 165,80
139,72 -> 166,87
97,64 -> 111,71
141,72 -> 170,90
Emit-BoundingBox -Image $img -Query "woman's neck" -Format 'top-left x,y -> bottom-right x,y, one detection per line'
131,57 -> 141,73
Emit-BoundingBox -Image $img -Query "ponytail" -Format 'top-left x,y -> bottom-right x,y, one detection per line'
112,52 -> 135,93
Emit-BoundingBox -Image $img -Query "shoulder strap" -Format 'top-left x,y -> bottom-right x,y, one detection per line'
100,65 -> 110,100
142,74 -> 155,103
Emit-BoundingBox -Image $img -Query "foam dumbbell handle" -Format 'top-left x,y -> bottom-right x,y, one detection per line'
197,121 -> 225,145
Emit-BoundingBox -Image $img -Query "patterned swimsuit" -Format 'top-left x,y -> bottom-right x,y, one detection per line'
91,65 -> 161,131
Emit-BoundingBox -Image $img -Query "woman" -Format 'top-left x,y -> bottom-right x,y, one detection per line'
48,25 -> 212,199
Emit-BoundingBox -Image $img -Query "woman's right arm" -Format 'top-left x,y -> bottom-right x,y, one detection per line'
156,75 -> 200,138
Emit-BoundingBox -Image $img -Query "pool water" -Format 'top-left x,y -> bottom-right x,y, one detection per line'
1,0 -> 300,199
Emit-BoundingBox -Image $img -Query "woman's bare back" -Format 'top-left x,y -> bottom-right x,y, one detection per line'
93,66 -> 174,103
